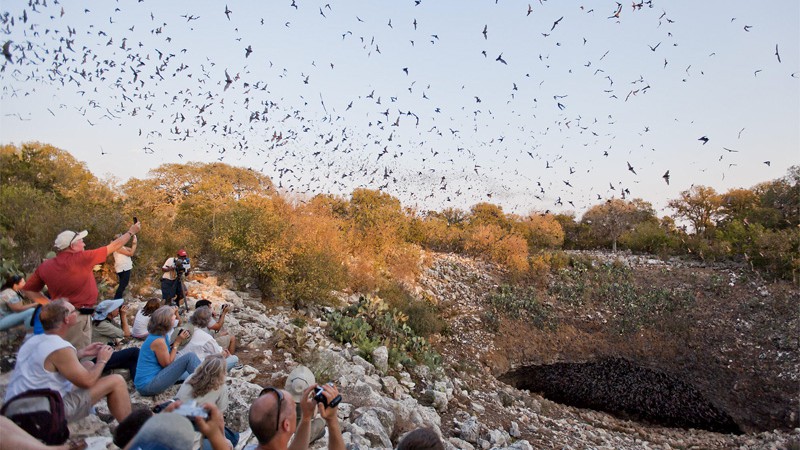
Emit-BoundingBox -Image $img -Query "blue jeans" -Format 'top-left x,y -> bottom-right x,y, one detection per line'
137,353 -> 201,396
0,308 -> 35,331
201,427 -> 239,450
225,355 -> 239,372
115,270 -> 131,300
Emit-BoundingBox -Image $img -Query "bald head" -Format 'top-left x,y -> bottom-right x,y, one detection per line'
249,389 -> 295,445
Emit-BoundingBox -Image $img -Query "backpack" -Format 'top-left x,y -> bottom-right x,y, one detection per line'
0,388 -> 70,445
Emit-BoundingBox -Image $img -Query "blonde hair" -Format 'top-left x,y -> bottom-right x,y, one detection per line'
187,354 -> 226,398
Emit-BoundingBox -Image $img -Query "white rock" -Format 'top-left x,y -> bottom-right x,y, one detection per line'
372,346 -> 389,374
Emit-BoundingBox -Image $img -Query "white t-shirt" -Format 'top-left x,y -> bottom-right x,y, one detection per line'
113,250 -> 133,273
162,257 -> 190,281
132,309 -> 151,339
5,334 -> 74,400
177,328 -> 222,361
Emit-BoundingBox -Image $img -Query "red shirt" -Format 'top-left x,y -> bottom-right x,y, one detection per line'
24,247 -> 108,308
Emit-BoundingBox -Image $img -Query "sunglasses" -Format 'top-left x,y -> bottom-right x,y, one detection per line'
258,387 -> 284,436
68,232 -> 81,247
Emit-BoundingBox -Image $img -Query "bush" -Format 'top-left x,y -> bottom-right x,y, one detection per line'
751,228 -> 800,281
619,222 -> 680,257
326,296 -> 441,370
485,284 -> 556,331
378,282 -> 445,337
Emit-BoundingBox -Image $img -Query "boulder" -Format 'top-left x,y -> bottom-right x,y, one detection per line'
352,406 -> 395,448
372,346 -> 389,374
458,416 -> 481,444
225,377 -> 263,432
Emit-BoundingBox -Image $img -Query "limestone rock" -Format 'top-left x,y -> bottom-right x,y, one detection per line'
223,378 -> 263,432
458,416 -> 481,443
352,406 -> 395,448
372,346 -> 389,374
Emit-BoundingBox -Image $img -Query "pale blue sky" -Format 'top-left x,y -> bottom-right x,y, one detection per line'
1,1 -> 797,216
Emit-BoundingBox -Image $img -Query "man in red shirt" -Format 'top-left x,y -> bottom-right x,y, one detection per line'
23,221 -> 142,349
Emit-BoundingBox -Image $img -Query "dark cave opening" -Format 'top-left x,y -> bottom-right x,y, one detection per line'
499,357 -> 741,434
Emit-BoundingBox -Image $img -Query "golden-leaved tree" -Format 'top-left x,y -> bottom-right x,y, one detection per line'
0,142 -> 123,269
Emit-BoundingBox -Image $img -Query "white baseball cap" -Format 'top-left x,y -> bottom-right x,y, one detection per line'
285,365 -> 316,403
54,230 -> 88,251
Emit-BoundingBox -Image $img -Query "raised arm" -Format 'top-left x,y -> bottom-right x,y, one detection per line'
106,222 -> 142,256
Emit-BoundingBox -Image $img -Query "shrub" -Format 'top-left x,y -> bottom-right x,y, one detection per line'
485,284 -> 556,331
378,282 -> 445,337
326,296 -> 441,370
619,221 -> 680,256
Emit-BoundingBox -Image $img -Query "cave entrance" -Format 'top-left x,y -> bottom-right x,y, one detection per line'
499,357 -> 740,434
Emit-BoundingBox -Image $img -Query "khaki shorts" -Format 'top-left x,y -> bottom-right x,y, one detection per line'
214,333 -> 231,350
65,313 -> 92,351
63,388 -> 92,422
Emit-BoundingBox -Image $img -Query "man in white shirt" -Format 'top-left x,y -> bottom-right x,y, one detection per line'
5,299 -> 132,422
161,249 -> 191,309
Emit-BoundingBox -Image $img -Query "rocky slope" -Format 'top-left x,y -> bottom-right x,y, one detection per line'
0,251 -> 797,449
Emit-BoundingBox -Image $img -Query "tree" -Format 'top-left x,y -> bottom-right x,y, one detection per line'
0,143 -> 123,268
513,213 -> 565,250
667,186 -> 722,236
582,199 -> 657,251
468,202 -> 509,230
752,166 -> 800,229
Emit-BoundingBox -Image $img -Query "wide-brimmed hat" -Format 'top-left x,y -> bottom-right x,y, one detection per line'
93,299 -> 124,321
285,365 -> 315,403
54,230 -> 88,251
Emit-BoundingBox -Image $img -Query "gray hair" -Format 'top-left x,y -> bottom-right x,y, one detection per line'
190,306 -> 211,329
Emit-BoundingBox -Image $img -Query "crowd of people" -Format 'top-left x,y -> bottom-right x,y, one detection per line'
0,222 -> 445,450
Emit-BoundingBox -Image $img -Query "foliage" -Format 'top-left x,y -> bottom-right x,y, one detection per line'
0,143 -> 125,269
548,258 -> 696,334
619,221 -> 680,257
326,296 -> 441,370
668,185 -> 722,237
464,225 -> 530,277
513,213 -> 565,250
582,198 -> 657,251
468,202 -> 510,230
485,284 -> 556,331
377,281 -> 446,337
211,196 -> 347,307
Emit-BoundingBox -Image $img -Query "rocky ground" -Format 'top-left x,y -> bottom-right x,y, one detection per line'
0,250 -> 798,449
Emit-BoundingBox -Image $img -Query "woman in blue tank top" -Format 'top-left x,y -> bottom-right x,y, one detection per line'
134,305 -> 200,395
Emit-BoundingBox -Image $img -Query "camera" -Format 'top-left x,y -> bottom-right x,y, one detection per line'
174,256 -> 190,275
313,383 -> 342,408
174,401 -> 209,419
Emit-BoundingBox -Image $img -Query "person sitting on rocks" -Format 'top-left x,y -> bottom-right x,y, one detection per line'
176,354 -> 240,450
194,299 -> 236,355
4,299 -> 132,423
91,299 -> 131,344
0,274 -> 39,332
134,306 -> 200,396
88,299 -> 139,379
246,383 -> 344,450
177,306 -> 239,371
396,427 -> 445,450
131,298 -> 161,339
